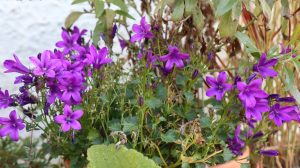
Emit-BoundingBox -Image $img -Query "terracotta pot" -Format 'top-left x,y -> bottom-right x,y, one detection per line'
64,159 -> 71,168
210,147 -> 250,168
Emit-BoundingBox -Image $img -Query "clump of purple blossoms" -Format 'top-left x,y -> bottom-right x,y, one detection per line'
253,53 -> 278,78
130,16 -> 154,42
54,105 -> 83,132
159,45 -> 190,71
227,125 -> 245,156
206,72 -> 232,101
0,110 -> 25,141
245,98 -> 269,120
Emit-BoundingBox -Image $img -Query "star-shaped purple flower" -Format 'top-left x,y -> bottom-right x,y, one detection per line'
30,50 -> 59,78
0,89 -> 14,109
159,45 -> 190,71
269,103 -> 293,126
237,79 -> 268,108
54,105 -> 83,132
253,53 -> 278,78
206,72 -> 232,101
245,98 -> 269,120
87,45 -> 112,69
55,29 -> 84,54
58,73 -> 83,105
0,110 -> 25,141
130,16 -> 154,42
3,54 -> 29,74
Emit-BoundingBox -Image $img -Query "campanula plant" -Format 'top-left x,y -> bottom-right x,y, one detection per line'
0,0 -> 300,167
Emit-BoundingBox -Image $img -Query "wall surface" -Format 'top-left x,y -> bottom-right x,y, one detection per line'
0,0 -> 96,136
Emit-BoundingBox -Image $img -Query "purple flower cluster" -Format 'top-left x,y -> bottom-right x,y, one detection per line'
204,53 -> 299,156
0,26 -> 112,141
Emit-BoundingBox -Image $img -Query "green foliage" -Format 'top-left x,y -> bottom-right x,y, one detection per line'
87,144 -> 160,168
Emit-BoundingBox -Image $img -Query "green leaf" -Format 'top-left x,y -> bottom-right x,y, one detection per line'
235,32 -> 259,53
108,119 -> 121,131
219,10 -> 237,37
171,0 -> 184,21
122,116 -> 138,132
200,117 -> 210,128
87,144 -> 160,168
241,163 -> 250,168
95,0 -> 105,18
184,91 -> 194,102
146,98 -> 162,109
185,0 -> 197,16
222,148 -> 234,161
115,10 -> 135,20
156,84 -> 167,101
176,73 -> 188,86
192,10 -> 204,31
72,0 -> 89,5
215,0 -> 238,16
65,11 -> 84,28
107,0 -> 128,12
161,129 -> 179,143
92,21 -> 105,45
88,128 -> 99,141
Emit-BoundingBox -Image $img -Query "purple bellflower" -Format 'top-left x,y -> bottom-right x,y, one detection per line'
269,103 -> 293,126
4,54 -> 29,74
54,105 -> 83,132
159,45 -> 190,71
130,16 -> 154,42
58,73 -> 83,105
87,45 -> 112,69
30,50 -> 58,78
245,98 -> 269,121
227,125 -> 245,156
0,110 -> 25,141
253,53 -> 278,78
0,89 -> 14,109
206,72 -> 232,101
56,29 -> 84,54
237,79 -> 268,108
259,149 -> 279,156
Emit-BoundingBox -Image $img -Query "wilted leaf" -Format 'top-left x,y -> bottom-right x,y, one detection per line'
171,0 -> 184,21
215,0 -> 237,16
87,145 -> 160,168
219,10 -> 237,37
65,11 -> 84,28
